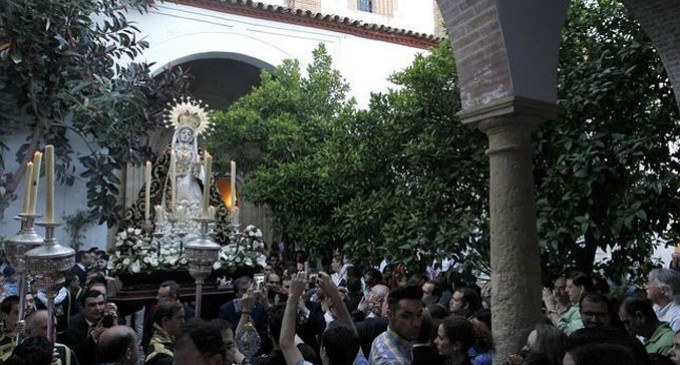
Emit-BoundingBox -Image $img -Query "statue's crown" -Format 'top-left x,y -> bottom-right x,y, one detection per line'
165,97 -> 213,136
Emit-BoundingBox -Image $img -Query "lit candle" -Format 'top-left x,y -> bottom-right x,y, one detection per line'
22,162 -> 33,214
230,160 -> 236,209
169,150 -> 176,212
177,205 -> 186,223
29,151 -> 42,215
202,151 -> 212,218
44,145 -> 55,223
144,161 -> 152,221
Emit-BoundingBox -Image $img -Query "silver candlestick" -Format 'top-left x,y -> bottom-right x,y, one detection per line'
185,217 -> 220,318
5,213 -> 44,344
141,220 -> 154,234
25,220 -> 75,343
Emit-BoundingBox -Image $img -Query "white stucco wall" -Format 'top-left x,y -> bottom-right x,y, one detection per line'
0,128 -> 109,251
128,2 -> 428,109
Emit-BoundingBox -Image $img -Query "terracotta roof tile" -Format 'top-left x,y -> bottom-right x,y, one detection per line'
173,0 -> 442,48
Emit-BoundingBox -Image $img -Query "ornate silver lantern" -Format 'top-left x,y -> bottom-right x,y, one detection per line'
25,221 -> 75,343
5,213 -> 44,343
184,217 -> 220,318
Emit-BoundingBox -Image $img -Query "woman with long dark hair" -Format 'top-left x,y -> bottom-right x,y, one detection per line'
434,316 -> 476,365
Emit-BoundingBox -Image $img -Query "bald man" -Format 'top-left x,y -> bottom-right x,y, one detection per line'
24,310 -> 77,365
355,284 -> 390,356
97,325 -> 140,365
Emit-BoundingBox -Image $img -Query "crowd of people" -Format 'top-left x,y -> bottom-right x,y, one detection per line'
0,246 -> 679,365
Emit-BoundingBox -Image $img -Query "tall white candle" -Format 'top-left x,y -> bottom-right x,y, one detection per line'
202,152 -> 212,218
230,160 -> 236,209
154,205 -> 164,225
44,145 -> 55,223
22,162 -> 33,215
29,152 -> 42,215
169,150 -> 176,212
144,161 -> 152,221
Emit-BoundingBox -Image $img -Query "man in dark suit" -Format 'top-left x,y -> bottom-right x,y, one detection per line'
70,250 -> 91,289
58,290 -> 118,365
54,272 -> 82,332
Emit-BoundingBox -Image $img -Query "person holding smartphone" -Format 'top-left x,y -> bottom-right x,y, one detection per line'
219,276 -> 269,352
59,290 -> 117,365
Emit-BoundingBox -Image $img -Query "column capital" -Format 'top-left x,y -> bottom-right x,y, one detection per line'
457,96 -> 560,133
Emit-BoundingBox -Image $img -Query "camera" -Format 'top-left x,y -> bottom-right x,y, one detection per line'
101,314 -> 115,328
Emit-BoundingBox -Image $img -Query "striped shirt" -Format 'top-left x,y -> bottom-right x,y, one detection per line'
369,327 -> 412,365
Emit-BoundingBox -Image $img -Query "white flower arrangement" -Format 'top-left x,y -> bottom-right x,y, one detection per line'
213,225 -> 267,271
112,224 -> 268,274
111,227 -> 156,274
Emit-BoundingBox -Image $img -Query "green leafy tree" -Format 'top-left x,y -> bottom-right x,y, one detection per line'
207,44 -> 356,258
534,0 -> 680,279
209,42 -> 489,268
330,41 -> 488,269
209,0 -> 678,277
0,0 -> 190,226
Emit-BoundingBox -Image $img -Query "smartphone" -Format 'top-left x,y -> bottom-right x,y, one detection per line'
102,314 -> 115,328
254,273 -> 265,292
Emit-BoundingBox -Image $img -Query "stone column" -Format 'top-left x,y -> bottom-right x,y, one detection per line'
459,97 -> 557,364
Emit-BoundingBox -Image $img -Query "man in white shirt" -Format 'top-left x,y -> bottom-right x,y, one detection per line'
647,268 -> 680,331
330,255 -> 349,287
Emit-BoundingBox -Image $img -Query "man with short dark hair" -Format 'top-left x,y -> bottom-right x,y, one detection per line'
87,276 -> 108,297
369,285 -> 424,365
421,281 -> 442,307
71,251 -> 91,288
619,296 -> 675,356
97,325 -> 139,365
156,281 -> 179,303
580,292 -> 613,328
448,287 -> 481,318
0,295 -> 20,361
55,272 -> 82,331
145,301 -> 184,365
330,255 -> 347,287
173,322 -> 226,365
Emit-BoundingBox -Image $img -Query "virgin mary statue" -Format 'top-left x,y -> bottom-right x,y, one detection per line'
120,98 -> 231,245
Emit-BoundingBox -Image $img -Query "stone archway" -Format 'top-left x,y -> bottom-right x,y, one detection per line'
435,0 -> 680,362
621,0 -> 680,110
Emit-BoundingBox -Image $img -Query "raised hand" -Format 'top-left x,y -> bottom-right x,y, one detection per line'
317,272 -> 336,293
542,287 -> 557,312
289,272 -> 306,300
242,288 -> 256,313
